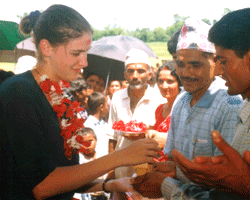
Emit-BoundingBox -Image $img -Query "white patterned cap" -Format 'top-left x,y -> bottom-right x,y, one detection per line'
177,18 -> 215,53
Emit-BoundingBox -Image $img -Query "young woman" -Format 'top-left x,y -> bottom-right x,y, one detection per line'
0,5 -> 160,200
146,61 -> 182,148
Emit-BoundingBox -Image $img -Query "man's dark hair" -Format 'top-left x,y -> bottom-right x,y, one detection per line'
209,8 -> 250,58
87,92 -> 105,115
167,29 -> 181,55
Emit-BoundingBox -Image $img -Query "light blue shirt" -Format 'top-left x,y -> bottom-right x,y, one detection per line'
161,77 -> 244,199
160,99 -> 250,200
164,77 -> 243,159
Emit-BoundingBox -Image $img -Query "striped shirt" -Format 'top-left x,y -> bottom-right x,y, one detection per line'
163,77 -> 242,159
231,99 -> 250,155
161,99 -> 249,199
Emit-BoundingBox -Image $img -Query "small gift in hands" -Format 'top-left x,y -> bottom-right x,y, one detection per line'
126,151 -> 168,200
112,120 -> 147,139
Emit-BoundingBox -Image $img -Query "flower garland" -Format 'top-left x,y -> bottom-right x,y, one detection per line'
39,75 -> 90,159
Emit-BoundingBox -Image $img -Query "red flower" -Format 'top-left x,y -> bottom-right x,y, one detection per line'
82,141 -> 91,147
62,80 -> 71,88
53,104 -> 67,118
76,135 -> 84,143
64,142 -> 73,158
40,79 -> 52,94
52,82 -> 63,95
112,120 -> 125,131
61,129 -> 72,140
113,120 -> 147,132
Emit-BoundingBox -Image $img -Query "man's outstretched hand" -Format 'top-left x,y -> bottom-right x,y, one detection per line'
172,130 -> 250,198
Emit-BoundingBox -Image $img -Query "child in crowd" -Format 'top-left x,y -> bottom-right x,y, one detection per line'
84,92 -> 113,157
69,78 -> 94,120
73,127 -> 110,200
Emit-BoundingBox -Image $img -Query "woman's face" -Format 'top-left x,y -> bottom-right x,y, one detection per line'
108,80 -> 121,96
50,32 -> 92,82
157,69 -> 180,100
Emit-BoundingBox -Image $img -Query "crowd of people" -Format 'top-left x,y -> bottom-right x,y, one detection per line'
0,3 -> 249,200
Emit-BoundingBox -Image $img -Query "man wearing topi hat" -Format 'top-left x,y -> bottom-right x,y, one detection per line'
132,18 -> 243,199
108,48 -> 164,199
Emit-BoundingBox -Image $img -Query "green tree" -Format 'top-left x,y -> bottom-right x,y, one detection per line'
202,18 -> 212,25
223,8 -> 232,15
166,14 -> 188,41
153,27 -> 168,42
92,29 -> 106,41
104,24 -> 124,36
134,28 -> 154,42
17,12 -> 29,20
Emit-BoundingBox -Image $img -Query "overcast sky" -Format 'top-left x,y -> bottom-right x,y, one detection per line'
1,0 -> 249,30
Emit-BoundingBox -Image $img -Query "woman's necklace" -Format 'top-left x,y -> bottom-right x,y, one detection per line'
36,73 -> 91,159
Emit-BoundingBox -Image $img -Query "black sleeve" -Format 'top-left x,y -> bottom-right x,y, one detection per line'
0,80 -> 57,198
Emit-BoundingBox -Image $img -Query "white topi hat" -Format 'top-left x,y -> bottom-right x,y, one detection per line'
125,48 -> 151,67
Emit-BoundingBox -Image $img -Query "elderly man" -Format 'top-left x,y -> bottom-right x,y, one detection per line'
132,18 -> 243,199
109,48 -> 163,172
108,48 -> 164,199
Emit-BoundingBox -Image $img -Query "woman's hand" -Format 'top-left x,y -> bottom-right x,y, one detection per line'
145,130 -> 167,149
105,177 -> 134,193
117,138 -> 161,166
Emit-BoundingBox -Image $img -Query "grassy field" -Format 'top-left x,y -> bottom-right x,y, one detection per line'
146,42 -> 172,67
0,42 -> 172,72
0,62 -> 16,72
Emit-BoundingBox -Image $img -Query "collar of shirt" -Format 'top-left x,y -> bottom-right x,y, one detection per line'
121,85 -> 152,102
180,77 -> 228,108
86,115 -> 104,126
238,99 -> 250,124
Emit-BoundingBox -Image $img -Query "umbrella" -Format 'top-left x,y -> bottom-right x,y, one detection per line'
16,37 -> 36,52
0,20 -> 27,50
85,35 -> 157,82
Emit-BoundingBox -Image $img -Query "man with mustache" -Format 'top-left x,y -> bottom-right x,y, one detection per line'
164,18 -> 242,163
132,18 -> 243,199
108,48 -> 164,199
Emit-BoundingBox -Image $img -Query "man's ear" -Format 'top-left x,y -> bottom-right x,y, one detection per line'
99,104 -> 104,112
147,70 -> 153,81
246,50 -> 250,71
40,39 -> 53,57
